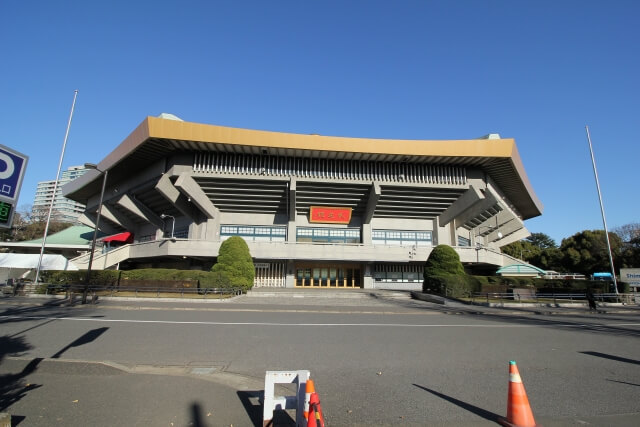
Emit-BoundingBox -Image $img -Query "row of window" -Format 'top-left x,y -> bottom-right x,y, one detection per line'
297,227 -> 360,244
457,236 -> 471,246
372,229 -> 432,246
374,271 -> 422,282
221,225 -> 287,242
374,263 -> 424,282
219,225 -> 434,245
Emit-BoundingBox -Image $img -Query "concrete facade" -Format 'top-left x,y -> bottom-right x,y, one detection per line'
63,115 -> 542,290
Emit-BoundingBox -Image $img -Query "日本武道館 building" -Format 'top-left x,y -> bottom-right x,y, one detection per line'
62,113 -> 543,290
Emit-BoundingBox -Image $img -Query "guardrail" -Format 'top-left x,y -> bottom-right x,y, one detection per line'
470,292 -> 637,305
38,284 -> 243,300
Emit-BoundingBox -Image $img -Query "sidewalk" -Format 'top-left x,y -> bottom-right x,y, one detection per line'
0,357 -> 268,427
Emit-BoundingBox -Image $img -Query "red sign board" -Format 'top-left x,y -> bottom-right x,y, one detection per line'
309,206 -> 352,224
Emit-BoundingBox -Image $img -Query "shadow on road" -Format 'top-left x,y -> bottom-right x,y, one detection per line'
606,379 -> 640,387
450,309 -> 640,339
580,351 -> 640,366
190,402 -> 207,427
0,298 -> 104,331
0,326 -> 110,417
237,390 -> 263,426
237,390 -> 295,427
413,383 -> 500,423
0,336 -> 41,412
51,327 -> 109,359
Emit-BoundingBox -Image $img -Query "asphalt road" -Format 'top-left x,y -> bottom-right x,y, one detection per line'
1,293 -> 639,426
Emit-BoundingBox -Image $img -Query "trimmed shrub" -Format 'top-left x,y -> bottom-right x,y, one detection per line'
423,245 -> 466,294
211,236 -> 255,292
424,245 -> 465,276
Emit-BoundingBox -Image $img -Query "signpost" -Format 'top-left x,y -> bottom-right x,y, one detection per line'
0,144 -> 29,229
620,268 -> 640,291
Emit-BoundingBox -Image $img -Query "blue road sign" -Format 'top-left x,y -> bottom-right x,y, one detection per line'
0,144 -> 28,204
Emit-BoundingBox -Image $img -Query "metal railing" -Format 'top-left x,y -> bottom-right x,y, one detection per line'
38,284 -> 243,300
470,292 -> 637,305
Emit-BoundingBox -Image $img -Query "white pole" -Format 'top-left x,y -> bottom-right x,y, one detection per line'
585,125 -> 619,295
34,90 -> 79,285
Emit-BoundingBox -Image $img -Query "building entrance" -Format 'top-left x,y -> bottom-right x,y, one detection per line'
295,264 -> 361,288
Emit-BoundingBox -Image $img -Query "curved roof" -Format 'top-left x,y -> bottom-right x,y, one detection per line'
64,116 -> 543,218
14,225 -> 100,245
497,263 -> 547,275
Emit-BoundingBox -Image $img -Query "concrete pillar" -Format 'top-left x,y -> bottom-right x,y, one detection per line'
285,260 -> 296,288
287,221 -> 296,243
287,178 -> 297,243
449,219 -> 457,246
205,218 -> 219,241
362,263 -> 373,289
362,223 -> 372,245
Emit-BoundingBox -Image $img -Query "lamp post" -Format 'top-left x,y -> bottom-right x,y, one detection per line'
34,90 -> 78,286
585,126 -> 619,295
83,163 -> 108,304
160,214 -> 175,238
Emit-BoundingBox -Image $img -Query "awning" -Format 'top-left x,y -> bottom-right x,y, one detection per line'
102,232 -> 134,243
0,254 -> 78,270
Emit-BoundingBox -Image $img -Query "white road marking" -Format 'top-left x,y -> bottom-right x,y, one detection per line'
2,315 -> 639,328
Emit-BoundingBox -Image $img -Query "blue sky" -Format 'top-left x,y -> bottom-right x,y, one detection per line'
1,1 -> 638,245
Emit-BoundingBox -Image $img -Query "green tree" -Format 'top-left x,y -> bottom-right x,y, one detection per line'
423,244 -> 465,293
211,236 -> 255,292
525,232 -> 557,249
532,247 -> 563,272
503,232 -> 558,269
559,230 -> 623,275
501,240 -> 541,263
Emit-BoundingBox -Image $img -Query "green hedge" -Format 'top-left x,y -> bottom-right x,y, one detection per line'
424,275 -> 625,298
42,270 -> 120,287
424,275 -> 483,298
40,268 -> 242,291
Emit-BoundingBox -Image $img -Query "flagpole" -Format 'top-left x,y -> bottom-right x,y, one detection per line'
34,90 -> 79,285
585,125 -> 619,295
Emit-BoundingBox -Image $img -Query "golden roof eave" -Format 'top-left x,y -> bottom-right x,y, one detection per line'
146,116 -> 516,159
63,116 -> 543,218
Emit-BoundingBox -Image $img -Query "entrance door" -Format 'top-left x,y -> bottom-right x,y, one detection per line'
295,264 -> 361,288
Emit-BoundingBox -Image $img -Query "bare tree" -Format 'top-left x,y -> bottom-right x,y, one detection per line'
613,223 -> 640,243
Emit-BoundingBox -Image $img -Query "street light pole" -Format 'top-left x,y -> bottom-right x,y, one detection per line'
34,90 -> 78,286
83,165 -> 108,304
585,126 -> 619,295
160,213 -> 175,238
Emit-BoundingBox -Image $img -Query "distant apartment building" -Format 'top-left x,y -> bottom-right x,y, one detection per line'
32,165 -> 88,223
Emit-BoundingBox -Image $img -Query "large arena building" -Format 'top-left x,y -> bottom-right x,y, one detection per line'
63,114 -> 543,289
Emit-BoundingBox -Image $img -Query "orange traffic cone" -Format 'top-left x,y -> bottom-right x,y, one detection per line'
498,361 -> 539,427
303,378 -> 316,422
307,392 -> 325,427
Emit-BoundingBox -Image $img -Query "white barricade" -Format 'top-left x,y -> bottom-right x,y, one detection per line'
263,370 -> 310,426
